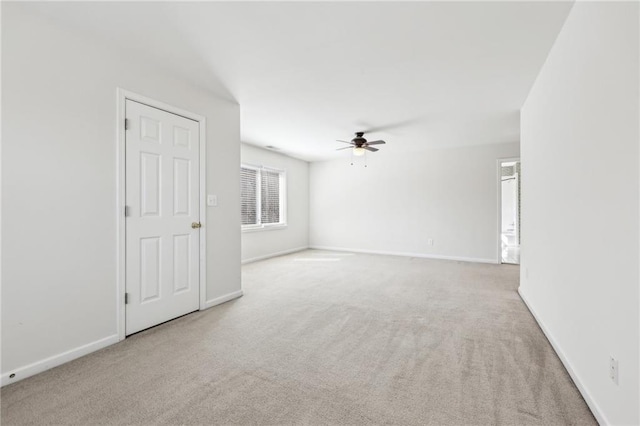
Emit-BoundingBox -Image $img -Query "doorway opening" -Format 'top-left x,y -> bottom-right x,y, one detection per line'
499,159 -> 520,264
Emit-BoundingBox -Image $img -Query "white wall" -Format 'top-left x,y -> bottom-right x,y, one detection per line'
1,4 -> 241,383
310,142 -> 519,262
520,2 -> 639,424
241,144 -> 309,263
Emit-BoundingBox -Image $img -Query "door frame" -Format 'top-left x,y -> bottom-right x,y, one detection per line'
116,88 -> 207,341
496,157 -> 520,264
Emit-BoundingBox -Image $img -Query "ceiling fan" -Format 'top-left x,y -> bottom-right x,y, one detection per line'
336,132 -> 386,156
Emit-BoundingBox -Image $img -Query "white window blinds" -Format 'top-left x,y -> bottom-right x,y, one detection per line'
241,165 -> 285,228
241,167 -> 258,225
261,170 -> 280,224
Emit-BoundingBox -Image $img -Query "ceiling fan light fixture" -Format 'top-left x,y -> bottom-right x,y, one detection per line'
353,147 -> 366,156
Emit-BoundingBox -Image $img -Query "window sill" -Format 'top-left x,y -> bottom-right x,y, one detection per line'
242,224 -> 288,233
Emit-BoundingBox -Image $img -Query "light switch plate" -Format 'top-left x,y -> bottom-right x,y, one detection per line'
207,195 -> 217,207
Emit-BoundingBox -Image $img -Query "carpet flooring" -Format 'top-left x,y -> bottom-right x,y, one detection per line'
1,250 -> 595,425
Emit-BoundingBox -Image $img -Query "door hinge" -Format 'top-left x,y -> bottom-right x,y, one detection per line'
124,205 -> 130,217
124,118 -> 130,130
125,293 -> 129,304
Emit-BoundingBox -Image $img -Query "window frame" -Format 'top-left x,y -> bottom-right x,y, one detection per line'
241,163 -> 287,232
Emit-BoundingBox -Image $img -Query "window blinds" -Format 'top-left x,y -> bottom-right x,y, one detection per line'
241,166 -> 283,226
240,167 -> 258,225
261,170 -> 280,224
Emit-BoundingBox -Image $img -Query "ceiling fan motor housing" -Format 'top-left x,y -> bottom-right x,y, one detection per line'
352,132 -> 367,147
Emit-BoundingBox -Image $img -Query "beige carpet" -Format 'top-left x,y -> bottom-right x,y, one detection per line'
1,250 -> 595,425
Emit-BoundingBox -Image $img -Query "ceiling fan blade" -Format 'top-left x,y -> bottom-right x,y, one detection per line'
366,140 -> 386,145
336,146 -> 353,151
336,140 -> 353,144
359,117 -> 425,134
364,146 -> 379,152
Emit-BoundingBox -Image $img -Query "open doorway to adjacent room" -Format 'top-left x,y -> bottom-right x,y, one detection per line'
499,159 -> 521,264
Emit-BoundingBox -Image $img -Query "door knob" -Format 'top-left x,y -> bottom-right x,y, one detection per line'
191,222 -> 202,229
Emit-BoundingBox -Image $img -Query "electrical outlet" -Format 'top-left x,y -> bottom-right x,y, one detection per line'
427,238 -> 434,246
610,356 -> 619,385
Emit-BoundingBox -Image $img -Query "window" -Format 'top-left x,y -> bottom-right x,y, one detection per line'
241,164 -> 286,230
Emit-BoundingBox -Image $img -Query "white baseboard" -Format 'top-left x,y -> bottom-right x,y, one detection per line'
518,288 -> 607,425
241,246 -> 308,265
202,289 -> 244,310
309,245 -> 497,264
1,334 -> 120,387
2,290 -> 245,388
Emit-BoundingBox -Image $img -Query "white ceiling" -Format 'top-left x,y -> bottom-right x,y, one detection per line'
25,1 -> 573,161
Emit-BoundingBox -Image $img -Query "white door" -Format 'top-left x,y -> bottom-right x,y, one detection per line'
125,100 -> 200,335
